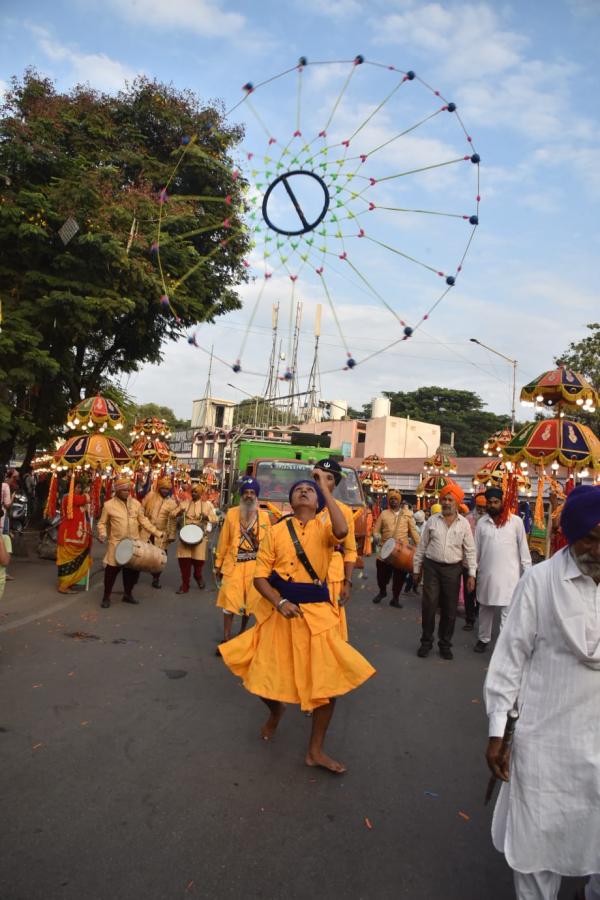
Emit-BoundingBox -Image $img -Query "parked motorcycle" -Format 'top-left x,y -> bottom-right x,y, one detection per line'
9,491 -> 29,536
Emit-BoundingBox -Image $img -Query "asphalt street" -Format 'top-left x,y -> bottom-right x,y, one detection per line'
0,548 -> 585,900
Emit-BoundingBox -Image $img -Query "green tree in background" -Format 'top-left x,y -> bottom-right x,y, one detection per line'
0,70 -> 249,464
364,387 -> 517,457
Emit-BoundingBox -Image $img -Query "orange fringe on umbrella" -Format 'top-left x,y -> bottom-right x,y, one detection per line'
91,474 -> 102,519
66,473 -> 75,520
497,472 -> 519,527
534,472 -> 545,530
44,472 -> 58,519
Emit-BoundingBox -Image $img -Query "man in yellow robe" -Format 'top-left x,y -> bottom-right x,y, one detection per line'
215,477 -> 271,648
97,477 -> 163,608
220,475 -> 375,774
170,480 -> 218,594
141,476 -> 179,589
372,489 -> 420,607
312,458 -> 357,640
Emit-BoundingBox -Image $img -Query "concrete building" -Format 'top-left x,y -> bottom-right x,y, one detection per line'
191,397 -> 236,430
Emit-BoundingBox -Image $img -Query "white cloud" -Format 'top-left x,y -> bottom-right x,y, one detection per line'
297,0 -> 362,19
103,0 -> 246,38
29,25 -> 138,92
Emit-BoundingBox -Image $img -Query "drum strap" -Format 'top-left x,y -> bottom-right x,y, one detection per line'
285,519 -> 324,587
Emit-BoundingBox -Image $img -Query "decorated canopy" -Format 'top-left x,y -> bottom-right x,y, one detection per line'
130,416 -> 172,439
473,459 -> 532,495
129,435 -> 177,469
520,366 -> 599,412
423,444 -> 457,475
53,433 -> 132,471
416,473 -> 454,498
66,394 -> 125,432
503,418 -> 600,470
482,428 -> 513,457
360,454 -> 389,494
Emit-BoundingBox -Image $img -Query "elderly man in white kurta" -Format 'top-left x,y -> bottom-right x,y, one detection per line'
484,484 -> 600,900
473,487 -> 531,653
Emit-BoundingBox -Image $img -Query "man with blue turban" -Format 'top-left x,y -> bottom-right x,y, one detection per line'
484,485 -> 600,899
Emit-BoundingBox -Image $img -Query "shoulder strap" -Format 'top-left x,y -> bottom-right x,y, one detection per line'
285,518 -> 323,586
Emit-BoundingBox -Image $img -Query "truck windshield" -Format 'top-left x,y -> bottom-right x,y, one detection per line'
255,460 -> 363,506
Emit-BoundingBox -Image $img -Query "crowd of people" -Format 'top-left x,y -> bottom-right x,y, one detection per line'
3,455 -> 600,898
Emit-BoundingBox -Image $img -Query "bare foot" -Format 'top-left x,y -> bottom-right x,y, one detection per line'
260,704 -> 285,741
305,750 -> 347,774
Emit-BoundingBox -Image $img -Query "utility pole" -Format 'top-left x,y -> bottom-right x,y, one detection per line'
305,304 -> 322,423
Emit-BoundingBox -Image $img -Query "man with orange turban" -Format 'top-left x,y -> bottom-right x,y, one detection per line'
372,489 -> 420,608
413,481 -> 476,659
97,477 -> 164,608
141,476 -> 179,589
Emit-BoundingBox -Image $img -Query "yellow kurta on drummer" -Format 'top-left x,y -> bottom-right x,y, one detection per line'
170,498 -> 218,561
140,492 -> 179,550
215,505 -> 271,616
97,496 -> 162,566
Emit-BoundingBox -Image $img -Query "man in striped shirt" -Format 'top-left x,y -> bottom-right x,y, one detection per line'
413,482 -> 476,660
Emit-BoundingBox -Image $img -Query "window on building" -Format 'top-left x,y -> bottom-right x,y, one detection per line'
214,405 -> 225,428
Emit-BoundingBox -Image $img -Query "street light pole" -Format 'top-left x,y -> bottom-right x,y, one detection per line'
469,338 -> 518,431
417,435 -> 430,457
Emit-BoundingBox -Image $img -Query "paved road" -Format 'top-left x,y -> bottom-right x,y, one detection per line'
1,549 -> 583,899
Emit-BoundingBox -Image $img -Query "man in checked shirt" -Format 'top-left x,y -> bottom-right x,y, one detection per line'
413,482 -> 476,660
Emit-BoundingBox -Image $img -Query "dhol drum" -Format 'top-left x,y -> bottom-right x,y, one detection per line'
380,538 -> 415,572
115,538 -> 167,572
179,524 -> 204,546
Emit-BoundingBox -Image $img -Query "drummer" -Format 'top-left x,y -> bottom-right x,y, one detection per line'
311,459 -> 357,640
141,475 -> 178,590
97,476 -> 164,608
214,476 -> 271,649
372,490 -> 420,608
170,479 -> 218,594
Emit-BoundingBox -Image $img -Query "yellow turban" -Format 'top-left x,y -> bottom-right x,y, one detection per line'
430,503 -> 442,514
158,476 -> 172,490
114,477 -> 131,492
387,489 -> 402,502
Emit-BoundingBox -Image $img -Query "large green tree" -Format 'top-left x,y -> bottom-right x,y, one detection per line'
0,70 -> 250,464
366,387 -> 518,456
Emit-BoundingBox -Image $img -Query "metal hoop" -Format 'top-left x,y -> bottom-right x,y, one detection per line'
261,170 -> 330,236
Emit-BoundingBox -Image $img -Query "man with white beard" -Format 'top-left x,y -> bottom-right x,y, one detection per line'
215,477 -> 271,650
484,485 -> 600,900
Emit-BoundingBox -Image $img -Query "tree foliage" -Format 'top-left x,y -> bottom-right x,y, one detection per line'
362,386 -> 519,457
0,70 -> 250,463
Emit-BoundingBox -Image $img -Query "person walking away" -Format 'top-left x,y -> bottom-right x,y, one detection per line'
141,476 -> 178,589
484,485 -> 600,900
462,494 -> 487,630
413,483 -> 476,660
219,476 -> 375,774
56,480 -> 92,594
214,477 -> 270,648
474,487 -> 531,653
97,477 -> 163,608
372,490 -> 420,608
170,480 -> 217,594
312,458 -> 357,639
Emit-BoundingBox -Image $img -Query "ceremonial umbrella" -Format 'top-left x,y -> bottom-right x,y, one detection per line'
53,433 -> 132,471
129,436 -> 177,469
472,459 -> 532,495
66,394 -> 125,432
129,416 -> 172,439
482,428 -> 513,457
416,473 -> 454,499
423,443 -> 457,475
503,419 -> 600,472
520,365 -> 599,412
360,454 -> 389,495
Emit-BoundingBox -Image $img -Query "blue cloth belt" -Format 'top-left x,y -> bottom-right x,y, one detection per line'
267,570 -> 330,604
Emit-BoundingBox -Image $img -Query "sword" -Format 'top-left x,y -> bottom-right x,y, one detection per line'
484,708 -> 519,806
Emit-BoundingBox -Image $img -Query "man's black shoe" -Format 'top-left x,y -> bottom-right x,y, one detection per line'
101,597 -> 110,608
474,640 -> 488,653
462,622 -> 474,631
417,646 -> 430,658
196,579 -> 206,589
372,593 -> 385,604
151,578 -> 161,589
440,648 -> 453,660
389,598 -> 403,608
122,595 -> 140,605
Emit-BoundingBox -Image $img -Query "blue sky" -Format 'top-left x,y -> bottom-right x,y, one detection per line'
2,0 -> 599,429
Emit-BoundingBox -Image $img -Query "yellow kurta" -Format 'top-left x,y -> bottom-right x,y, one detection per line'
97,497 -> 162,566
220,514 -> 375,711
215,506 -> 271,616
171,499 -> 217,561
374,508 -> 420,558
319,500 -> 357,641
140,492 -> 179,550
